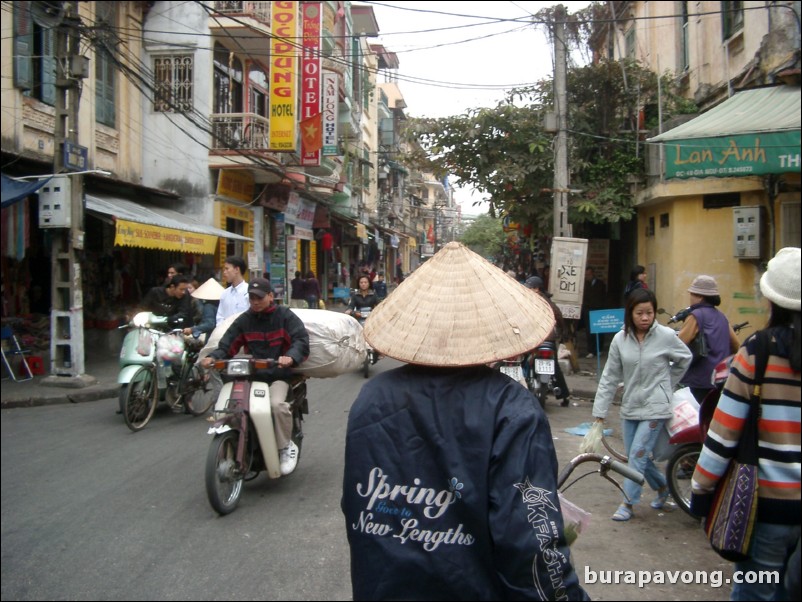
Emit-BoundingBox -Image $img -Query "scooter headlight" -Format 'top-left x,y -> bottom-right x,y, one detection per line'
132,312 -> 151,327
225,358 -> 252,376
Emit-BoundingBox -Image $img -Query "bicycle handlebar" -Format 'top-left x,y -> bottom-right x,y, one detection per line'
557,452 -> 645,489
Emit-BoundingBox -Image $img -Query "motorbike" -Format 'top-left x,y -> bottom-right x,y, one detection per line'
665,321 -> 750,516
117,311 -> 188,417
353,305 -> 379,378
523,341 -> 563,407
205,357 -> 309,515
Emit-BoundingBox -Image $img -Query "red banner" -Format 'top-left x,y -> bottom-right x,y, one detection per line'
301,2 -> 322,166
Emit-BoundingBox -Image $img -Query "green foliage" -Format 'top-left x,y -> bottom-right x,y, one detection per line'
458,213 -> 507,260
402,56 -> 698,238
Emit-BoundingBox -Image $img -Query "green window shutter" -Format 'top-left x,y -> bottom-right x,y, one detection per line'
40,27 -> 57,105
95,49 -> 116,126
13,1 -> 33,90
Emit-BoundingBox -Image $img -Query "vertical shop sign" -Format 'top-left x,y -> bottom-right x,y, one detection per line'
322,72 -> 338,156
271,213 -> 287,302
269,1 -> 298,151
548,237 -> 588,320
300,2 -> 322,166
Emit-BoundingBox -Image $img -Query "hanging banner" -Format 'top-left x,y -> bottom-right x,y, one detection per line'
322,72 -> 339,156
114,219 -> 219,254
300,2 -> 322,165
269,1 -> 299,151
548,237 -> 588,320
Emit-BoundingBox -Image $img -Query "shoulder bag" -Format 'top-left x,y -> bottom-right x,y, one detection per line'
703,330 -> 769,561
690,312 -> 708,360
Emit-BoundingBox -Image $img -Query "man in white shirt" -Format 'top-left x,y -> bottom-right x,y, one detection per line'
216,256 -> 249,325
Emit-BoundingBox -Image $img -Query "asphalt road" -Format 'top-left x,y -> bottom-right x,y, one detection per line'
2,357 -> 734,601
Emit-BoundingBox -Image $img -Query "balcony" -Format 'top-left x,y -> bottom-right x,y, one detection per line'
209,2 -> 271,56
213,1 -> 270,22
209,112 -> 285,171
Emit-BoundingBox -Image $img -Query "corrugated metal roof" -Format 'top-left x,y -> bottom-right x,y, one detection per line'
86,194 -> 252,242
650,86 -> 800,141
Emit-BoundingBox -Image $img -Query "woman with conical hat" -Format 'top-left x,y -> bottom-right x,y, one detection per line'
183,276 -> 224,344
342,242 -> 588,601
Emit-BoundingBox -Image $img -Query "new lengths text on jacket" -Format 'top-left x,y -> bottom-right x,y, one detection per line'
593,321 -> 692,421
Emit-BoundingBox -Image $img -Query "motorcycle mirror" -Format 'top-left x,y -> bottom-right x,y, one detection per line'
657,308 -> 669,315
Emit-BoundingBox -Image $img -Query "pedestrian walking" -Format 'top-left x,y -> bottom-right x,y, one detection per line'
592,287 -> 692,521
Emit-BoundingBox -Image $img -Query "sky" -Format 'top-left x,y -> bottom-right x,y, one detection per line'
362,1 -> 593,211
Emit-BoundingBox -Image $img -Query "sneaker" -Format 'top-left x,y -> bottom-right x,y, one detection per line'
585,353 -> 595,359
279,441 -> 299,475
560,397 -> 570,407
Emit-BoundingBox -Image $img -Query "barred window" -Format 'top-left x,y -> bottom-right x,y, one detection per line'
153,55 -> 193,112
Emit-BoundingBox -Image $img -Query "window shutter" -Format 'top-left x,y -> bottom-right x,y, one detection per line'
40,27 -> 57,105
13,1 -> 33,90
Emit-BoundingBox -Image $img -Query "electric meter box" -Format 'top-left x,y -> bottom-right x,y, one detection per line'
733,205 -> 763,259
38,176 -> 72,228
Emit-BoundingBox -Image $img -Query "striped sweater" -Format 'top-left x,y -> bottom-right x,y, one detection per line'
691,327 -> 801,525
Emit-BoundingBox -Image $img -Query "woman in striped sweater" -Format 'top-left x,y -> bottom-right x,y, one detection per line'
691,247 -> 800,601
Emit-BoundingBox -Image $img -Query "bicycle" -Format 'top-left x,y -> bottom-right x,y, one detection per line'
167,337 -> 216,417
122,329 -> 200,432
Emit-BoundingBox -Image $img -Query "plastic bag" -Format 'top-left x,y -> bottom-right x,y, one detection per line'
136,329 -> 151,356
559,492 -> 592,545
668,387 -> 700,436
579,420 -> 606,454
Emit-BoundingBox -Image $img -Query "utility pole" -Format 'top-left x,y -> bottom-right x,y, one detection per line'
43,1 -> 94,388
552,4 -> 570,238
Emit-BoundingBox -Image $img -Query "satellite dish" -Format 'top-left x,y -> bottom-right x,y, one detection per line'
30,1 -> 65,28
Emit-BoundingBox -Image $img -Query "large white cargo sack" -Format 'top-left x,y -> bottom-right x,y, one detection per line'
199,309 -> 367,378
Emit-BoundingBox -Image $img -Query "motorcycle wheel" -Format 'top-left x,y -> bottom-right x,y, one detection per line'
363,353 -> 370,378
182,364 -> 215,416
528,378 -> 546,409
123,366 -> 157,432
666,443 -> 702,518
206,431 -> 244,515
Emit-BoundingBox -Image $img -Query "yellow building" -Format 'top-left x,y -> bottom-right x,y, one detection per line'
594,1 -> 801,328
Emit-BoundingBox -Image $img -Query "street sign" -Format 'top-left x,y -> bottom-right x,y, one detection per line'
589,309 -> 624,334
64,141 -> 87,171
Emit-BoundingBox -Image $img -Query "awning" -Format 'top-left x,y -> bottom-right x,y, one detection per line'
1,174 -> 52,208
86,194 -> 252,255
649,86 -> 801,179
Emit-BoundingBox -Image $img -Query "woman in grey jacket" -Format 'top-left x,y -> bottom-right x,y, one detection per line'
593,288 -> 692,521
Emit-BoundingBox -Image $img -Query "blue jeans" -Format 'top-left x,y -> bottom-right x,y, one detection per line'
731,522 -> 800,601
621,419 -> 667,506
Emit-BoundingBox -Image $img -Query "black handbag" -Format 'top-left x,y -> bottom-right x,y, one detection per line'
690,313 -> 708,360
691,330 -> 708,360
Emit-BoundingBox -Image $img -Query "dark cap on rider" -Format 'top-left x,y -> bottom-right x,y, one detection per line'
247,278 -> 273,298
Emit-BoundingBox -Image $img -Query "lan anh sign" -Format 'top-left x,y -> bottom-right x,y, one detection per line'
664,131 -> 800,179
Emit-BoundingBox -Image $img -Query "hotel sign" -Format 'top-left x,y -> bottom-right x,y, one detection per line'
269,1 -> 299,151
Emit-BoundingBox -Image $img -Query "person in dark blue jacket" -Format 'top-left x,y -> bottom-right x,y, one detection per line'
342,241 -> 589,601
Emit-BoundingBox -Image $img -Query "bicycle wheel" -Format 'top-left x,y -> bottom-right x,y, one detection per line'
123,366 -> 157,432
206,430 -> 244,515
666,443 -> 702,518
181,364 -> 215,416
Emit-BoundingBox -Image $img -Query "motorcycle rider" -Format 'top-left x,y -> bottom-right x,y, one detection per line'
141,275 -> 192,328
677,274 -> 740,403
346,275 -> 379,319
347,275 -> 380,364
524,275 -> 571,407
201,278 -> 310,475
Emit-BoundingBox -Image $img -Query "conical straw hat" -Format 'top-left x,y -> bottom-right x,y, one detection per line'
192,277 -> 225,301
363,241 -> 555,366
